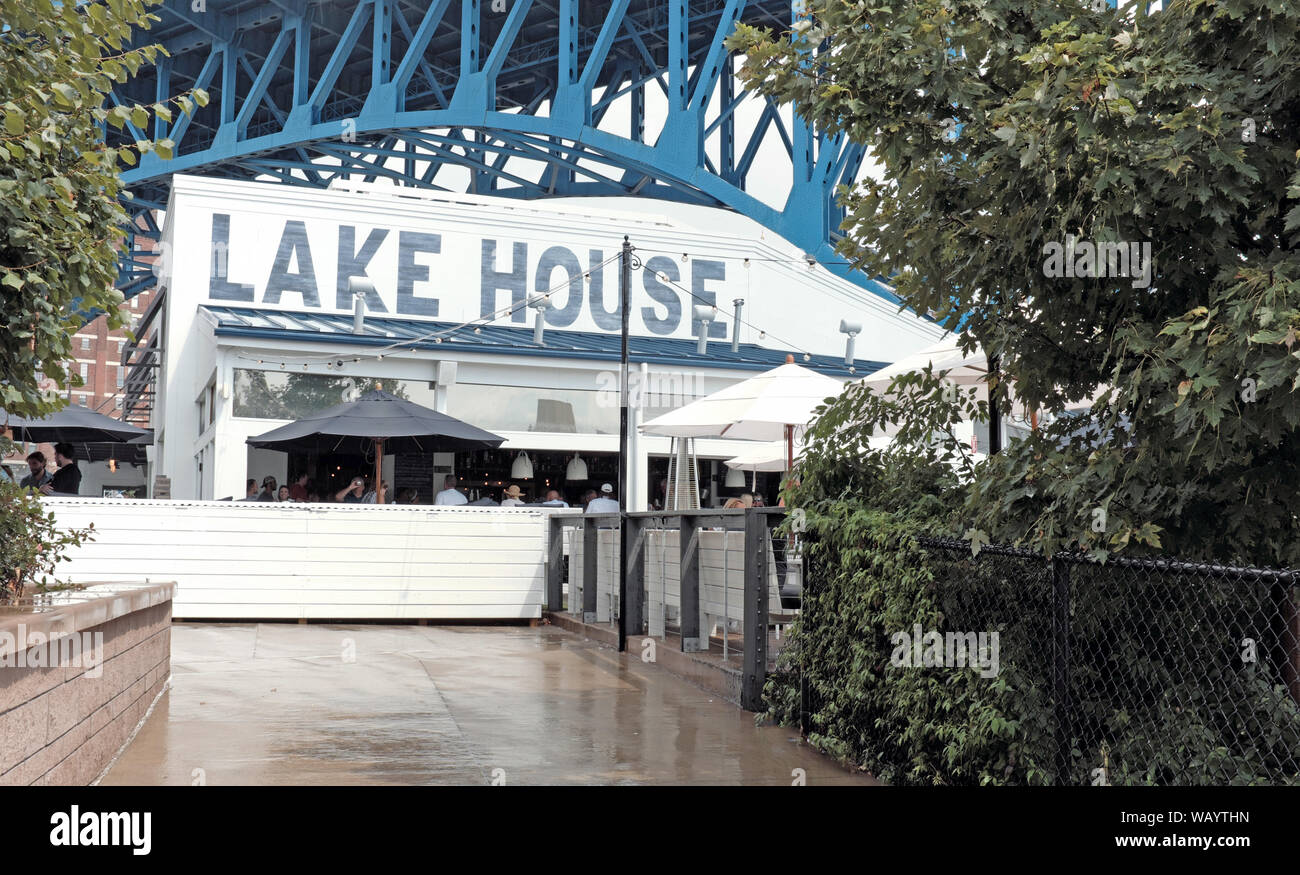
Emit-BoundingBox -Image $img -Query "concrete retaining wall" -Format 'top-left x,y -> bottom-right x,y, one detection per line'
0,582 -> 174,785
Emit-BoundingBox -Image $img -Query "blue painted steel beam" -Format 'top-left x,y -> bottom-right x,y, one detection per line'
113,0 -> 895,306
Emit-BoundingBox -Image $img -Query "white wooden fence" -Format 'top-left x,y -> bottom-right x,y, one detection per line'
44,498 -> 552,620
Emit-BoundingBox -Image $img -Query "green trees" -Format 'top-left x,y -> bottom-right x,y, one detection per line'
730,0 -> 1300,565
1,0 -> 202,599
1,0 -> 204,419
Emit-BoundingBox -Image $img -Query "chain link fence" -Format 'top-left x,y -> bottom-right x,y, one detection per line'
919,537 -> 1300,785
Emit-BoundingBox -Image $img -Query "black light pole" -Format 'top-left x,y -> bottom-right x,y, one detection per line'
988,353 -> 1002,455
617,236 -> 632,652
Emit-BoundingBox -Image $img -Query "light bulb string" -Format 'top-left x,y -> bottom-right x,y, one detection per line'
635,246 -> 855,267
640,257 -> 820,363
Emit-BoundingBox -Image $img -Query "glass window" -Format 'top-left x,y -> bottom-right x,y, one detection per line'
79,362 -> 89,380
115,397 -> 123,409
444,383 -> 618,434
232,369 -> 436,420
116,367 -> 125,389
80,337 -> 90,350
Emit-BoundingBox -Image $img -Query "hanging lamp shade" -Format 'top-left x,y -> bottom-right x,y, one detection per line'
510,450 -> 534,480
565,452 -> 588,481
724,466 -> 746,488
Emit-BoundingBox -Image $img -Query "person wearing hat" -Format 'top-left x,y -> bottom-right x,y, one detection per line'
257,476 -> 278,501
585,483 -> 619,513
501,484 -> 527,507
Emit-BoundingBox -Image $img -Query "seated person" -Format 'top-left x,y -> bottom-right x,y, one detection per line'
540,489 -> 569,507
335,476 -> 367,503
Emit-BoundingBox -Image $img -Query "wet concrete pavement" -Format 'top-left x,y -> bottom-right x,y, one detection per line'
101,623 -> 874,785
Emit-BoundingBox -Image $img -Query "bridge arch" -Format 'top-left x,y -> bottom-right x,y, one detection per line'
112,1 -> 892,301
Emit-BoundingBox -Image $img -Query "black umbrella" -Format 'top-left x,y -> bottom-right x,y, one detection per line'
245,389 -> 505,503
1,404 -> 152,444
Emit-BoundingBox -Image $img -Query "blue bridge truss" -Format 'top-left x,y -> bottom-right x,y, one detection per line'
113,1 -> 882,301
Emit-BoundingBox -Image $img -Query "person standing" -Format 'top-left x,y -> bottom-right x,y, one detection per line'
40,444 -> 81,496
257,476 -> 277,501
501,484 -> 527,507
16,452 -> 52,491
239,479 -> 259,500
434,474 -> 468,505
289,473 -> 310,502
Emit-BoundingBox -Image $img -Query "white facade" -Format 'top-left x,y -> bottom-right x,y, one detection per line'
151,175 -> 944,504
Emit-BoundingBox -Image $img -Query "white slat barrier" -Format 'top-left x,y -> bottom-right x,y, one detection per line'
43,498 -> 550,620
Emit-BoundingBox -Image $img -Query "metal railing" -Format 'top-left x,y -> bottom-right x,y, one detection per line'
547,507 -> 791,710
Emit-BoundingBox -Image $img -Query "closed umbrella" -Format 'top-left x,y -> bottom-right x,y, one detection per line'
641,356 -> 844,473
246,389 -> 505,504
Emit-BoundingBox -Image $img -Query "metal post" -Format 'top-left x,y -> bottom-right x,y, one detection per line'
1052,556 -> 1070,785
988,353 -> 1002,455
546,515 -> 565,611
625,516 -> 646,637
618,236 -> 632,652
722,529 -> 730,661
679,514 -> 703,652
741,508 -> 770,711
583,516 -> 598,624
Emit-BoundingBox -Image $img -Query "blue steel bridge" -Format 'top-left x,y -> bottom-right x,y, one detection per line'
111,0 -> 883,302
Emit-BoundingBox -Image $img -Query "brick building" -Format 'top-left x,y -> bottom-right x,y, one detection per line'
66,287 -> 157,416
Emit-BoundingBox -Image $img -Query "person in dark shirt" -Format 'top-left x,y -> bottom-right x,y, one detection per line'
257,476 -> 278,501
40,444 -> 81,496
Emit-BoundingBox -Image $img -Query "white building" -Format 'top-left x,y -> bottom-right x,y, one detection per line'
140,175 -> 943,507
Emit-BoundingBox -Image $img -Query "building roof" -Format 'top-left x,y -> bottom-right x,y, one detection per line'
201,306 -> 887,378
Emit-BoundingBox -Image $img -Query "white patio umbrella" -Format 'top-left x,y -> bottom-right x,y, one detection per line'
858,335 -> 1106,434
641,356 -> 846,472
858,335 -> 988,391
723,439 -> 804,490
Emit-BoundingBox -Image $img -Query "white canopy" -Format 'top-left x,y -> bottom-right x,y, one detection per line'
641,360 -> 846,441
723,439 -> 804,473
857,335 -> 988,391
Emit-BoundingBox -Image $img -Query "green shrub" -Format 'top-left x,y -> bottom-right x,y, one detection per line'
0,477 -> 95,602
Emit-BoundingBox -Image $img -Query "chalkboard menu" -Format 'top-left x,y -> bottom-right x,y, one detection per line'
393,454 -> 434,502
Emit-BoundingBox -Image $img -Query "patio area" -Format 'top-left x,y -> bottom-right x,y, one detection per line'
100,622 -> 874,786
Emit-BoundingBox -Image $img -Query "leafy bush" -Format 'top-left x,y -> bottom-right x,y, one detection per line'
0,477 -> 95,603
765,375 -> 1300,784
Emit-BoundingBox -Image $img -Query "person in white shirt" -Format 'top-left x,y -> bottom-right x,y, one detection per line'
434,474 -> 468,505
586,483 -> 619,513
501,484 -> 527,507
540,489 -> 569,507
